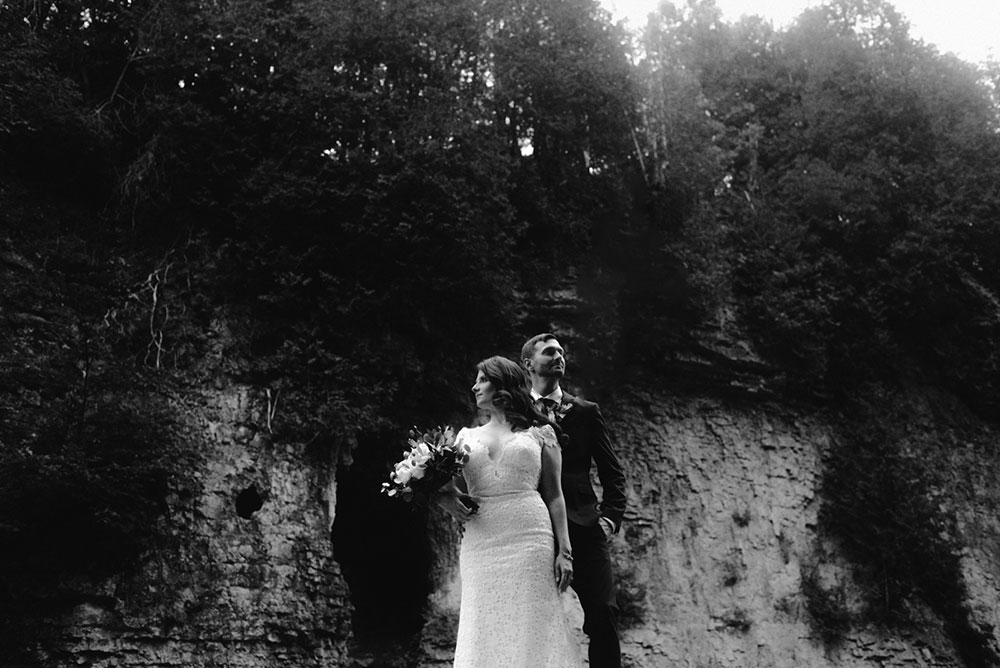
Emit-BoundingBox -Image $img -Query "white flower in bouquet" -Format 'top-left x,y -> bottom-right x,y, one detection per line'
410,441 -> 433,473
392,459 -> 415,486
381,425 -> 470,504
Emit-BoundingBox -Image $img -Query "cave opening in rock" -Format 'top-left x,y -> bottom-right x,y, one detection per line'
332,431 -> 434,646
235,484 -> 264,519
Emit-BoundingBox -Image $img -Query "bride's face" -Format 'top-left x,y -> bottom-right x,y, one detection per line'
472,371 -> 495,410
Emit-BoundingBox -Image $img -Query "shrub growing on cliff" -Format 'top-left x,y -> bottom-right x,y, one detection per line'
800,566 -> 852,646
821,388 -> 997,666
0,231 -> 183,657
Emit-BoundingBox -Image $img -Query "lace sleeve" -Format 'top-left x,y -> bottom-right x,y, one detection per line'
532,424 -> 559,449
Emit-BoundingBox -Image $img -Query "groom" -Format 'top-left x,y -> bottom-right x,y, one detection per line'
522,333 -> 627,668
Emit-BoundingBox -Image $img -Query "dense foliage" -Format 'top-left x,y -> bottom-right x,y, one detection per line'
822,386 -> 999,665
2,0 -> 999,657
635,0 -> 1000,409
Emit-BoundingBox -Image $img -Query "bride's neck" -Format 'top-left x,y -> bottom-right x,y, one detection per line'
486,412 -> 509,428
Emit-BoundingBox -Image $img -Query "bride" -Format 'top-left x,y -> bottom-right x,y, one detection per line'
438,355 -> 582,668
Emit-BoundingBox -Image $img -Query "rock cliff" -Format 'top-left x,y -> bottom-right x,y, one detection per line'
410,389 -> 1000,668
9,379 -> 1000,668
10,385 -> 350,667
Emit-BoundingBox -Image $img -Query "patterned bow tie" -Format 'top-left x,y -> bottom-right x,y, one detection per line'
537,397 -> 558,420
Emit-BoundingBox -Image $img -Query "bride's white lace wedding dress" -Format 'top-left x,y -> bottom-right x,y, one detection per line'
452,424 -> 582,668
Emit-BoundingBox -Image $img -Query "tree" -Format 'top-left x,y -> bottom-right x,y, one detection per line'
637,0 -> 1000,409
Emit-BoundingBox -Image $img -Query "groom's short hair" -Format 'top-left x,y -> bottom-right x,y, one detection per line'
521,333 -> 559,365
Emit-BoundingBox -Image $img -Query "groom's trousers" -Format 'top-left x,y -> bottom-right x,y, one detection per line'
569,521 -> 621,668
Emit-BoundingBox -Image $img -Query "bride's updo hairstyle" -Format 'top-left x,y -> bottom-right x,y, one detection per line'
476,356 -> 552,431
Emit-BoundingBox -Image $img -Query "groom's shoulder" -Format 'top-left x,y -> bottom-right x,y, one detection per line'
565,392 -> 599,411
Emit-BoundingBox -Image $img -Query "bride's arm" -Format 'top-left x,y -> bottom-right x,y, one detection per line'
436,428 -> 480,521
436,475 -> 478,522
539,430 -> 574,592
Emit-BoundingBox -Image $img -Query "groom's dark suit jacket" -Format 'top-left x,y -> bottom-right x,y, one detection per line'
557,392 -> 627,530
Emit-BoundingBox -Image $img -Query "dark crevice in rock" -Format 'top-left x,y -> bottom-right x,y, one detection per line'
235,484 -> 264,519
332,431 -> 433,652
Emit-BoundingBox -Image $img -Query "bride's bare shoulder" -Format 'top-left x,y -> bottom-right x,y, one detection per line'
459,424 -> 486,440
529,423 -> 558,448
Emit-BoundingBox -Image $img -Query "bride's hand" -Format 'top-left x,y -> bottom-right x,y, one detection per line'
554,551 -> 573,592
436,489 -> 479,523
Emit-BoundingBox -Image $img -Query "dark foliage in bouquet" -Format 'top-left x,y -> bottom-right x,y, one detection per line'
381,427 -> 471,507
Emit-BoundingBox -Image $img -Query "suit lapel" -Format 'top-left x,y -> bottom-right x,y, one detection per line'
557,391 -> 579,425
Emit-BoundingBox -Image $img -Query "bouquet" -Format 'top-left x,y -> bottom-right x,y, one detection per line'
381,425 -> 471,505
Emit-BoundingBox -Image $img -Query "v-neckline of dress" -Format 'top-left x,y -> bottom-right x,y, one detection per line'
478,428 -> 527,463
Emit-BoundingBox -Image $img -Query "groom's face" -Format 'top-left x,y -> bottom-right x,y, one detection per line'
526,338 -> 566,379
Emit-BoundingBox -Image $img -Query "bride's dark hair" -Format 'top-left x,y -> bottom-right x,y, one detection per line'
477,355 -> 553,431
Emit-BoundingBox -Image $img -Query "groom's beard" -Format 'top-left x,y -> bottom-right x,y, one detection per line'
540,364 -> 564,379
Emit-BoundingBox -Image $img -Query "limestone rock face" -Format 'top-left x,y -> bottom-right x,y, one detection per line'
15,382 -> 1000,668
418,391 -> 1000,667
605,394 -> 943,667
21,385 -> 350,668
